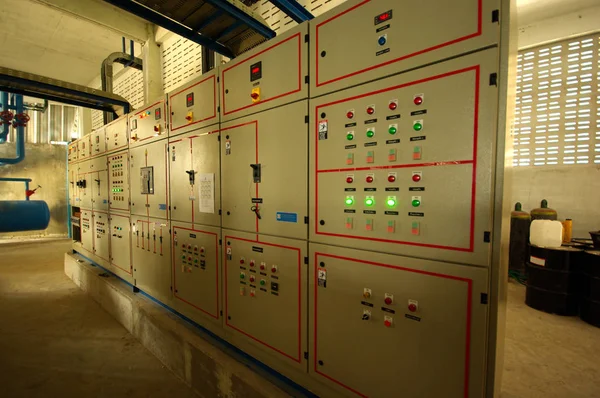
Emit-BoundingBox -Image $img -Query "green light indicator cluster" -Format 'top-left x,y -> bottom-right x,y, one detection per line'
240,273 -> 245,280
388,126 -> 397,135
260,279 -> 266,286
346,132 -> 354,141
386,197 -> 397,207
413,122 -> 423,131
412,199 -> 421,207
366,130 -> 375,138
365,197 -> 375,207
345,196 -> 354,206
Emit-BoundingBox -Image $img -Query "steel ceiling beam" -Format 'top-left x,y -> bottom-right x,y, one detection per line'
201,0 -> 275,39
102,0 -> 235,58
268,0 -> 313,23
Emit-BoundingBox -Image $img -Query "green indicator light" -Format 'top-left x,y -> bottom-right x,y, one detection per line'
365,198 -> 374,207
345,197 -> 354,206
387,198 -> 396,207
388,126 -> 397,135
181,255 -> 186,259
240,273 -> 245,279
346,133 -> 354,141
260,279 -> 266,286
366,130 -> 375,138
412,199 -> 421,207
413,122 -> 423,131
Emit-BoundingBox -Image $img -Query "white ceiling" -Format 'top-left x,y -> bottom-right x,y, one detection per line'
0,0 -> 144,86
0,0 -> 598,87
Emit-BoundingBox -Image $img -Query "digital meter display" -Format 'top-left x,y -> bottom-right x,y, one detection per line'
250,61 -> 262,82
374,10 -> 393,25
186,92 -> 194,107
155,107 -> 161,120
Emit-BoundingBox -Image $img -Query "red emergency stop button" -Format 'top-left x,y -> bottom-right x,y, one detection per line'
414,96 -> 423,105
384,319 -> 392,328
346,176 -> 354,184
251,92 -> 259,100
384,297 -> 393,305
388,175 -> 396,183
185,115 -> 192,121
412,174 -> 422,182
154,125 -> 160,132
408,303 -> 417,312
346,111 -> 354,119
367,106 -> 375,115
366,176 -> 374,183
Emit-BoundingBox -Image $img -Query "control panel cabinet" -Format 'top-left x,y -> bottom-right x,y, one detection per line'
310,49 -> 499,266
108,151 -> 130,212
130,140 -> 169,219
129,98 -> 168,148
169,128 -> 220,227
90,155 -> 109,212
310,0 -> 501,97
105,115 -> 129,153
132,217 -> 171,305
168,69 -> 219,137
223,229 -> 307,374
68,168 -> 77,205
91,127 -> 107,156
78,134 -> 91,160
221,24 -> 308,122
221,101 -> 308,240
171,222 -> 221,330
68,140 -> 78,162
76,160 -> 92,209
81,209 -> 93,253
309,243 -> 489,398
109,213 -> 133,284
93,211 -> 110,262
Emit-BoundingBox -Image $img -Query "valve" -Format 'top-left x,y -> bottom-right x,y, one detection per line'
0,110 -> 14,125
12,113 -> 30,127
26,185 -> 41,198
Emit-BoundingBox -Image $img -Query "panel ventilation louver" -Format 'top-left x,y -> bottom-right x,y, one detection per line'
513,33 -> 600,166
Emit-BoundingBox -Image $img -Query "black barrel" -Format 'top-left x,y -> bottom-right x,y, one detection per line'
525,245 -> 584,316
509,202 -> 530,272
580,250 -> 600,327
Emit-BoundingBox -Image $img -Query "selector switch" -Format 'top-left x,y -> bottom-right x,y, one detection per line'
362,309 -> 372,321
271,282 -> 279,292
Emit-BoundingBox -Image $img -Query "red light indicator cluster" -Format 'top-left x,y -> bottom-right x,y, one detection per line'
388,101 -> 398,111
414,95 -> 424,105
346,110 -> 354,119
366,176 -> 374,183
412,174 -> 422,182
346,176 -> 354,184
366,106 -> 375,115
388,175 -> 396,183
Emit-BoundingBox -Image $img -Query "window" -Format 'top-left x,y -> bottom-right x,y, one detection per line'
513,33 -> 600,166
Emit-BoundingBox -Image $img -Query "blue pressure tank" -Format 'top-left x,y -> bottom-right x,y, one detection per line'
0,200 -> 50,232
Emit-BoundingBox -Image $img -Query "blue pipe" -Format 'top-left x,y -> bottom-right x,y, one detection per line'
0,177 -> 32,200
0,94 -> 25,165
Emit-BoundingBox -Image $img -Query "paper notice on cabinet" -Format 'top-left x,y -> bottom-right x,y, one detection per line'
198,173 -> 215,214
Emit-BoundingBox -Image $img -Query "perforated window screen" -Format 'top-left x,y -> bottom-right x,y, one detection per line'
250,0 -> 346,34
514,33 -> 600,166
90,67 -> 145,130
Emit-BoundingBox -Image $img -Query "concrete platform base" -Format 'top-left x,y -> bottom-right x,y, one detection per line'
64,252 -> 293,398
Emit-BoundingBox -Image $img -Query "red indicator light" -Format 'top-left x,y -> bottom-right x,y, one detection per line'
384,319 -> 392,328
252,67 -> 260,74
408,303 -> 417,312
346,111 -> 354,119
240,258 -> 245,264
249,261 -> 255,267
367,107 -> 375,115
260,264 -> 265,271
378,13 -> 391,22
366,176 -> 374,183
346,177 -> 354,184
389,102 -> 397,111
271,266 -> 277,273
412,174 -> 422,182
384,297 -> 393,305
414,96 -> 423,105
388,175 -> 396,183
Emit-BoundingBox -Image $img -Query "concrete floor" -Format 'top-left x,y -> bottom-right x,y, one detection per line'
0,240 -> 197,398
1,240 -> 599,398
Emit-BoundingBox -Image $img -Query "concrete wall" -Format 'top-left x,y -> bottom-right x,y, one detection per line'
511,6 -> 600,238
510,165 -> 600,237
0,143 -> 68,238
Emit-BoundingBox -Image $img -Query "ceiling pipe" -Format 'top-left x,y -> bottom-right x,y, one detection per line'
101,49 -> 143,125
0,94 -> 26,165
